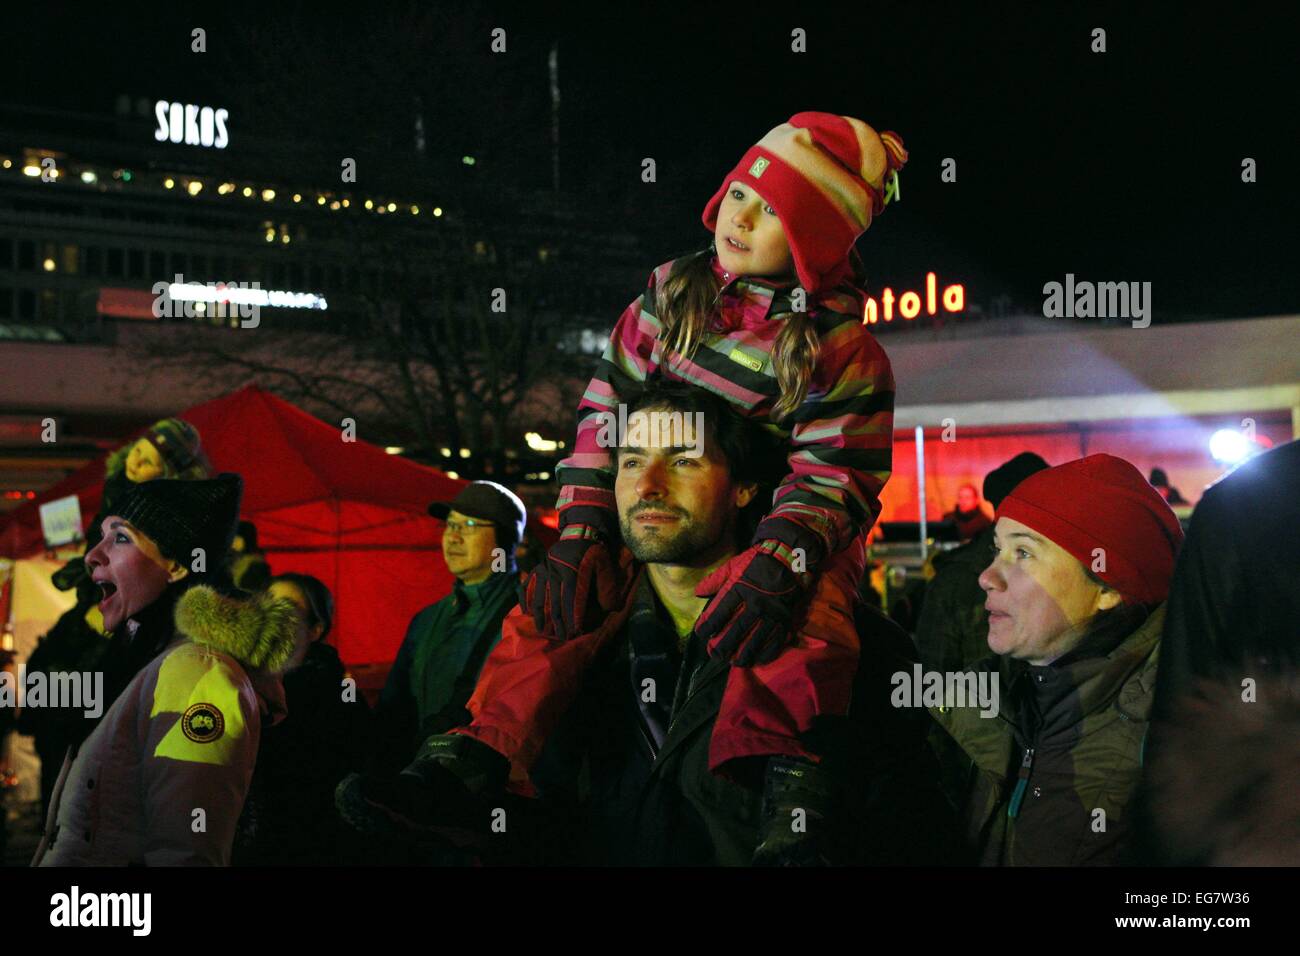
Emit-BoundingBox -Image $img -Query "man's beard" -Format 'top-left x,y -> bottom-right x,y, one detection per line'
620,509 -> 726,565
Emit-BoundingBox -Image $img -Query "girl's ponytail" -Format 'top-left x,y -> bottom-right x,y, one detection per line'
656,247 -> 720,369
771,310 -> 820,419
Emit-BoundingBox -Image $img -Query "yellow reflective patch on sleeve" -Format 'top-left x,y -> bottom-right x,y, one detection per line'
151,648 -> 248,765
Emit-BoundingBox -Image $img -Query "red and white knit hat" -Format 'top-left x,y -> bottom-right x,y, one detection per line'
701,111 -> 908,294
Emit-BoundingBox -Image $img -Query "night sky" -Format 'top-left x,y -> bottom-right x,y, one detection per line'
6,0 -> 1298,319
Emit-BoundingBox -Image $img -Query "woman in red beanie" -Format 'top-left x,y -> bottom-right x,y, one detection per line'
931,454 -> 1183,866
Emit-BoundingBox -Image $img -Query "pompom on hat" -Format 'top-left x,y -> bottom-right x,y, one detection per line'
701,111 -> 908,294
996,455 -> 1184,606
145,417 -> 211,479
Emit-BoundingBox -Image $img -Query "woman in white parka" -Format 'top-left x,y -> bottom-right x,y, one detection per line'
33,474 -> 300,866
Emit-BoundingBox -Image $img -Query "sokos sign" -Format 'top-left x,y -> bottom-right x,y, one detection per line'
154,100 -> 229,149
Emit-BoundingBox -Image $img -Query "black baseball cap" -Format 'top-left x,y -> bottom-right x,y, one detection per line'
429,481 -> 526,549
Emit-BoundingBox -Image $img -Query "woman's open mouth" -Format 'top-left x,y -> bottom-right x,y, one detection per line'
98,581 -> 118,611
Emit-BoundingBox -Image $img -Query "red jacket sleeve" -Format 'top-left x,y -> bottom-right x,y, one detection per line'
452,567 -> 639,789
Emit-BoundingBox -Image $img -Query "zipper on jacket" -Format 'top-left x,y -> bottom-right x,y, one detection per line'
655,651 -> 698,764
1007,746 -> 1035,818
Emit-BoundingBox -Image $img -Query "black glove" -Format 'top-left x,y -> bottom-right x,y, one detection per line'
695,516 -> 827,667
751,756 -> 838,866
335,734 -> 509,845
521,505 -> 622,641
694,543 -> 803,666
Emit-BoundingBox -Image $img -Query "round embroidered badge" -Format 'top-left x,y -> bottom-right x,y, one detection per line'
181,702 -> 225,743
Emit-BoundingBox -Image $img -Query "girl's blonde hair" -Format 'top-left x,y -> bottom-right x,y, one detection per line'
655,248 -> 821,419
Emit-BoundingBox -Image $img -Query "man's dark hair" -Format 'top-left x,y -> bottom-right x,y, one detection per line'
620,379 -> 784,543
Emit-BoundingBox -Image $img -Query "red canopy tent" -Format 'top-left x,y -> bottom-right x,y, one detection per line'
0,385 -> 465,665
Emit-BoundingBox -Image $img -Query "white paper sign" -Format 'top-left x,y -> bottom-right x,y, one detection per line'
39,495 -> 84,548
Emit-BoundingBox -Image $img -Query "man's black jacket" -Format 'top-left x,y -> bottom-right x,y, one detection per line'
507,574 -> 962,866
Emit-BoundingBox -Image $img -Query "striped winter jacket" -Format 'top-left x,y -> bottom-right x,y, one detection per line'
555,254 -> 895,556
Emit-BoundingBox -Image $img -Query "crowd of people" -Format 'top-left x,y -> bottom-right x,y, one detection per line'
7,391 -> 1295,867
5,109 -> 1296,866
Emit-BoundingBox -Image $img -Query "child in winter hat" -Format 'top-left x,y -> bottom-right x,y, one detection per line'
477,114 -> 910,798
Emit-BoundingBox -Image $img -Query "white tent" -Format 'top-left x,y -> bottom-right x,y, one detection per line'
875,314 -> 1300,522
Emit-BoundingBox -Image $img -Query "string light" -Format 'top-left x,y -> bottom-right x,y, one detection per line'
17,151 -> 450,227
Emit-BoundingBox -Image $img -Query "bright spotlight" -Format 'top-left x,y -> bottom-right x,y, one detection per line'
1209,429 -> 1251,464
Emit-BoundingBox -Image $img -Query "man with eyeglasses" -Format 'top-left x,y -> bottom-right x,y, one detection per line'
371,481 -> 527,772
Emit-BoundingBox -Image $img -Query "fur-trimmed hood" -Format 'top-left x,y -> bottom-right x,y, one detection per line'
173,584 -> 301,675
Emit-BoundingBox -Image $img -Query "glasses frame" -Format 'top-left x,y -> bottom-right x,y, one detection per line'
443,518 -> 497,535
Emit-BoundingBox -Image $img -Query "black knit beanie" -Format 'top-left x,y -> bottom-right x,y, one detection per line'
113,473 -> 243,570
983,453 -> 1050,510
